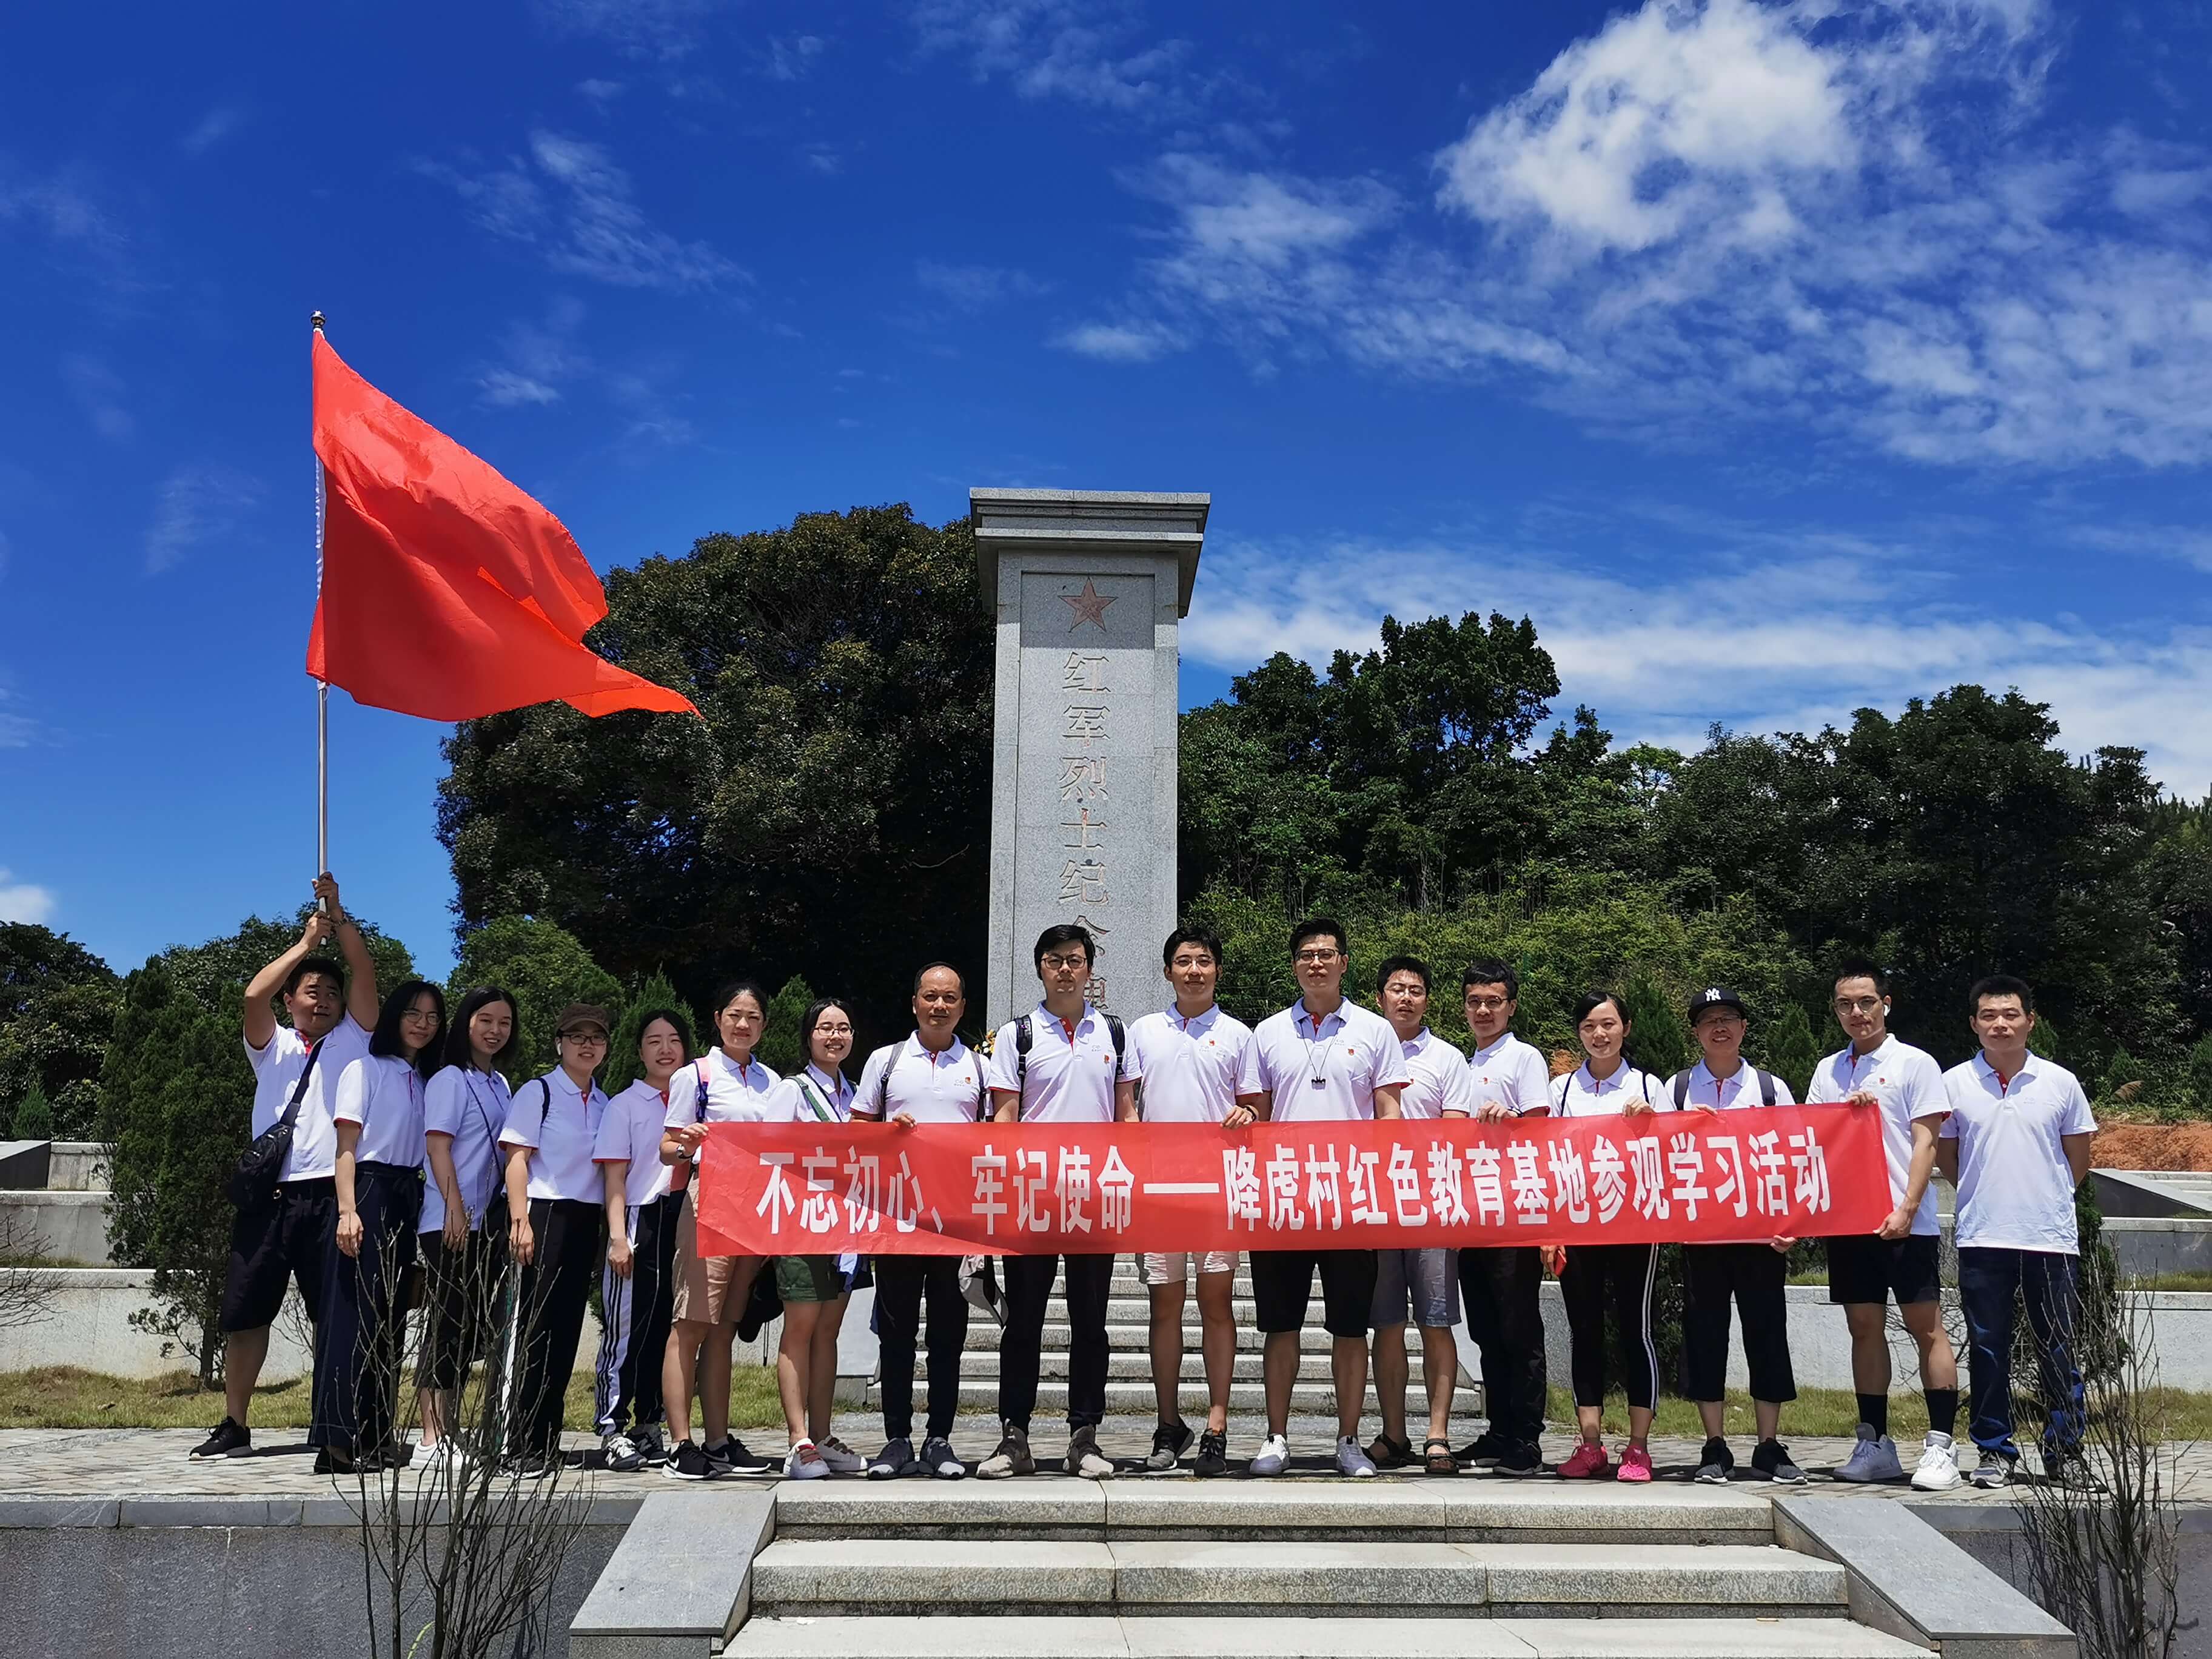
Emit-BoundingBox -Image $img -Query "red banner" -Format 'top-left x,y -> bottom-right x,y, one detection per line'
694,1107 -> 1886,1256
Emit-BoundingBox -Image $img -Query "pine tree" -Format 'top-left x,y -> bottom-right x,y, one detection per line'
1620,969 -> 1692,1081
2028,1013 -> 2062,1061
449,915 -> 623,1077
9,1079 -> 52,1141
1758,1005 -> 1822,1099
603,971 -> 695,1095
756,973 -> 819,1077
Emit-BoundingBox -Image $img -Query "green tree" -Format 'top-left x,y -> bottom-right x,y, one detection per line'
1757,1005 -> 1822,1099
603,970 -> 697,1095
0,923 -> 119,1141
10,1079 -> 53,1141
1620,970 -> 1693,1082
757,973 -> 817,1077
436,504 -> 994,1041
2028,1014 -> 2062,1061
449,914 -> 623,1077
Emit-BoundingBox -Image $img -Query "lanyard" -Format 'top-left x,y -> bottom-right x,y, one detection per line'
1301,1008 -> 1334,1090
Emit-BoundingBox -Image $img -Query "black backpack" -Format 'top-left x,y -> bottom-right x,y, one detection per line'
1670,1067 -> 1779,1108
1010,1010 -> 1125,1115
868,1040 -> 992,1121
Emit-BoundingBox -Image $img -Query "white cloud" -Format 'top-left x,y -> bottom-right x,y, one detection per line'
577,78 -> 627,107
61,354 -> 131,441
0,870 -> 56,926
911,0 -> 1202,115
1053,320 -> 1183,361
143,464 -> 262,576
534,0 -> 726,57
760,33 -> 827,81
916,260 -> 1049,309
478,295 -> 588,408
182,107 -> 246,156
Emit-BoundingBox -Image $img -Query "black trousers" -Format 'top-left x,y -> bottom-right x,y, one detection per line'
512,1198 -> 602,1458
1560,1241 -> 1658,1410
1460,1245 -> 1548,1444
415,1206 -> 509,1393
873,1254 -> 969,1441
220,1178 -> 335,1333
1684,1242 -> 1796,1404
1000,1253 -> 1113,1431
310,1164 -> 421,1453
595,1194 -> 681,1436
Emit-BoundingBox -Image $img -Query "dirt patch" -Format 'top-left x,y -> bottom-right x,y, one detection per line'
2094,1121 -> 2212,1171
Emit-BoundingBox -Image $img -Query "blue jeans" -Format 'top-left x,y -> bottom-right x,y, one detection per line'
1957,1246 -> 2085,1463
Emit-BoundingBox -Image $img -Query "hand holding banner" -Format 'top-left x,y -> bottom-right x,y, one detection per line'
693,1106 -> 1886,1258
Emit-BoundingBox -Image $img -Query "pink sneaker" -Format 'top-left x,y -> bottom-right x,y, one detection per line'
1558,1441 -> 1611,1480
1617,1446 -> 1654,1483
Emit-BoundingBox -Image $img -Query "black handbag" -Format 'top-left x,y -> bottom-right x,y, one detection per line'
226,1036 -> 326,1208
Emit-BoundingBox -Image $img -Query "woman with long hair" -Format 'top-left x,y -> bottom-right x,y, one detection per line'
314,979 -> 446,1473
1549,990 -> 1668,1484
415,986 -> 518,1464
657,981 -> 781,1481
762,997 -> 867,1479
590,1005 -> 693,1471
498,1004 -> 614,1474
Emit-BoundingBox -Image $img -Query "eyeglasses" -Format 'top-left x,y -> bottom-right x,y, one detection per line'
1832,997 -> 1884,1015
561,1030 -> 608,1044
1293,949 -> 1341,964
1040,953 -> 1090,971
814,1024 -> 854,1037
1464,997 -> 1509,1013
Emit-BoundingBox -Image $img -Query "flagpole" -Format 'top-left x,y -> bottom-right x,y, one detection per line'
312,310 -> 329,901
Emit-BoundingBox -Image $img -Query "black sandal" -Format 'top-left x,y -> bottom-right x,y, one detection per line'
1425,1438 -> 1460,1475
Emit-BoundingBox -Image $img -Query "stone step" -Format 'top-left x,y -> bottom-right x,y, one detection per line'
748,1538 -> 1851,1619
925,1350 -> 1398,1383
730,1615 -> 1934,1659
1005,1324 -> 1357,1354
871,1379 -> 1456,1414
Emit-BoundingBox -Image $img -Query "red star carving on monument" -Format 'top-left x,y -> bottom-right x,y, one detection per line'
1061,578 -> 1117,632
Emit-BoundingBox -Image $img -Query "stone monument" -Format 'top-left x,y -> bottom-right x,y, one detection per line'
971,488 -> 1210,1030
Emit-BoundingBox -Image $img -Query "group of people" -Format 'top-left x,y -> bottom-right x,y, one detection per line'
191,879 -> 2097,1495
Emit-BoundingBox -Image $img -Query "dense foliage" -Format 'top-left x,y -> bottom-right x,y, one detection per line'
447,913 -> 623,1079
0,922 -> 119,1139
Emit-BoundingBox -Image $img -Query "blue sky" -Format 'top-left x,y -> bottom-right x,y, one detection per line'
4,0 -> 2210,981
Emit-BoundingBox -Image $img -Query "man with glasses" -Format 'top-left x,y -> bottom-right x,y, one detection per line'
1240,917 -> 1407,1477
977,925 -> 1134,1480
1807,958 -> 1960,1490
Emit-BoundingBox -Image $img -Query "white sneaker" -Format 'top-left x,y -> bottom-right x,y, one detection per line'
1911,1432 -> 1962,1492
1834,1423 -> 1904,1483
1335,1435 -> 1378,1478
816,1435 -> 866,1475
415,1438 -> 457,1474
1250,1433 -> 1290,1477
784,1441 -> 830,1481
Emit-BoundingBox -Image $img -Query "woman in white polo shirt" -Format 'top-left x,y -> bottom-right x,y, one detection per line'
1550,990 -> 1667,1484
498,1002 -> 614,1474
416,985 -> 518,1465
657,980 -> 783,1482
313,980 -> 445,1473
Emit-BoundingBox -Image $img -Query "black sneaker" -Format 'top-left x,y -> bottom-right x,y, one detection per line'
867,1436 -> 916,1479
190,1417 -> 251,1460
977,1423 -> 1035,1480
707,1436 -> 775,1476
1147,1419 -> 1195,1472
1752,1438 -> 1807,1486
1695,1437 -> 1735,1485
1193,1429 -> 1229,1478
1067,1424 -> 1114,1480
1456,1430 -> 1509,1468
313,1446 -> 357,1476
662,1441 -> 716,1481
918,1436 -> 967,1480
1970,1454 -> 2014,1490
1493,1439 -> 1547,1477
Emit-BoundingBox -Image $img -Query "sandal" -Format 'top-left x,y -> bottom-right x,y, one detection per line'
1425,1438 -> 1460,1475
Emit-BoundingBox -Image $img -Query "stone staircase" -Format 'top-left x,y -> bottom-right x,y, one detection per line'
875,1257 -> 1466,1418
729,1480 -> 1937,1659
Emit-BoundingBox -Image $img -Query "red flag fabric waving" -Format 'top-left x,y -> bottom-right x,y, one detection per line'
306,332 -> 698,721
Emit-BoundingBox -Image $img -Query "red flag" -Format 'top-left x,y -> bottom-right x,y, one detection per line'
305,332 -> 698,722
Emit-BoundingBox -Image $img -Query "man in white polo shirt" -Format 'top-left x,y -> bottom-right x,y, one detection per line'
1807,957 -> 1960,1490
1241,916 -> 1408,1478
851,962 -> 991,1481
1367,955 -> 1473,1475
1453,957 -> 1554,1477
192,874 -> 381,1461
1124,924 -> 1259,1478
1937,974 -> 2097,1489
977,925 -> 1135,1481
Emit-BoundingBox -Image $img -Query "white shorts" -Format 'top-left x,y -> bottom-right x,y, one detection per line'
1139,1250 -> 1238,1285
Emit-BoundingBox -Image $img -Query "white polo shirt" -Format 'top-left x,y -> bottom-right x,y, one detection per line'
1941,1053 -> 2097,1254
986,1004 -> 1124,1124
662,1047 -> 786,1131
1552,1061 -> 1666,1118
854,1034 -> 989,1124
1249,998 -> 1411,1123
500,1068 -> 611,1202
421,1064 -> 510,1235
246,1014 -> 372,1184
594,1079 -> 677,1209
766,1063 -> 856,1124
332,1053 -> 428,1168
1807,1035 -> 1949,1235
1465,1031 -> 1555,1116
1396,1027 -> 1475,1120
1674,1059 -> 1797,1111
1126,1004 -> 1259,1123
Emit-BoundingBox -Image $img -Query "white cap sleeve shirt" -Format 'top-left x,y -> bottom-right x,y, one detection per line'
594,1080 -> 676,1210
1466,1032 -> 1555,1116
1396,1028 -> 1474,1120
776,1064 -> 854,1124
984,1005 -> 1124,1124
1806,1036 -> 1949,1236
855,1035 -> 988,1124
1551,1062 -> 1666,1118
1125,1006 -> 1259,1124
1250,999 -> 1412,1122
331,1053 -> 428,1167
500,1068 -> 612,1202
1940,1054 -> 2098,1254
245,1013 -> 373,1183
1675,1059 -> 1798,1110
421,1064 -> 510,1235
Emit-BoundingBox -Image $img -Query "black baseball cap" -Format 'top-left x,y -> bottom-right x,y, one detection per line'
1687,987 -> 1748,1022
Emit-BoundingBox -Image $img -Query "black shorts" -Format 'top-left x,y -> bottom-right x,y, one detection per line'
1827,1232 -> 1942,1307
1250,1248 -> 1376,1338
220,1178 -> 337,1333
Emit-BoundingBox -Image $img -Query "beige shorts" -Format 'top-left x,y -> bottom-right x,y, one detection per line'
1139,1249 -> 1239,1285
669,1191 -> 759,1325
